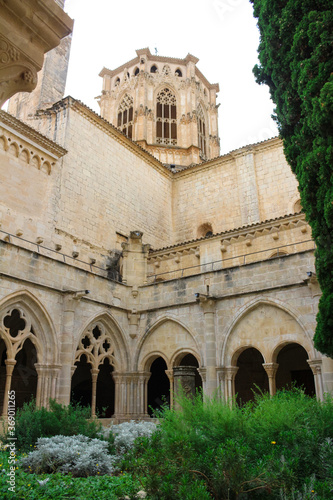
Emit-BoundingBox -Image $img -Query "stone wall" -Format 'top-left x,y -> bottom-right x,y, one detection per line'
172,138 -> 300,244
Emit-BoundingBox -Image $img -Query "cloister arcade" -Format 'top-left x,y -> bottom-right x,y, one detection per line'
0,293 -> 324,419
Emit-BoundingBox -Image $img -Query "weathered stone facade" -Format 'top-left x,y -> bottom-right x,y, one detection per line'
1,4 -> 332,421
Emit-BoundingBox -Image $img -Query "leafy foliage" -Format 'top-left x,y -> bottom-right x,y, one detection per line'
250,0 -> 333,356
121,390 -> 333,499
2,399 -> 102,452
0,450 -> 140,499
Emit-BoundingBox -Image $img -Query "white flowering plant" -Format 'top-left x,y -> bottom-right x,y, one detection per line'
19,434 -> 115,477
106,420 -> 157,454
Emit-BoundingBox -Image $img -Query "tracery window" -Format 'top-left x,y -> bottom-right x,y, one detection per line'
72,324 -> 116,417
117,94 -> 134,139
197,105 -> 207,158
1,307 -> 39,414
156,88 -> 177,145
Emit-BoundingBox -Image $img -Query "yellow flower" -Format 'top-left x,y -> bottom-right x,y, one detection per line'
271,441 -> 276,444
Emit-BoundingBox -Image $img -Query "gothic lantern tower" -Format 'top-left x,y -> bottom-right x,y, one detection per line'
98,48 -> 220,167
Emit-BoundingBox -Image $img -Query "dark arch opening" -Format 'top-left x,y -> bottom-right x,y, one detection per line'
276,343 -> 315,396
150,65 -> 158,74
235,347 -> 269,405
179,353 -> 202,393
71,355 -> 92,409
134,67 -> 139,76
11,338 -> 38,409
175,68 -> 182,77
96,358 -> 115,417
147,357 -> 170,416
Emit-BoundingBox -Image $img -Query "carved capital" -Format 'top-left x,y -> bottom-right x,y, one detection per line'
307,358 -> 322,376
262,362 -> 279,378
0,0 -> 73,106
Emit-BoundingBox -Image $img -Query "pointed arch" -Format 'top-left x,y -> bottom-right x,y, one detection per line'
8,142 -> 19,157
156,87 -> 177,145
0,290 -> 58,364
41,161 -> 51,175
0,135 -> 8,151
197,102 -> 207,159
117,93 -> 134,139
221,297 -> 317,366
135,315 -> 201,371
19,148 -> 30,164
73,311 -> 129,372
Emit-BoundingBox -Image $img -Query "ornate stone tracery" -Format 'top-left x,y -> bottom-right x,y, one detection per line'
156,88 -> 177,145
73,323 -> 116,417
74,324 -> 116,370
197,104 -> 207,159
117,94 -> 134,139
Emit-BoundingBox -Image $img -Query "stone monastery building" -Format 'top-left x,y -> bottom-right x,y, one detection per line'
1,0 -> 332,421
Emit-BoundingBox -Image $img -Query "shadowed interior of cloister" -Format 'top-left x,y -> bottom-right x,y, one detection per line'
147,353 -> 202,416
276,343 -> 315,396
235,348 -> 269,405
234,343 -> 315,405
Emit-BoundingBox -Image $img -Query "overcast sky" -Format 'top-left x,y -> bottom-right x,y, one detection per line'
63,0 -> 278,155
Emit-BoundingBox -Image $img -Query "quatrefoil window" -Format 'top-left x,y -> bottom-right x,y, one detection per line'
102,339 -> 110,352
82,336 -> 90,349
4,309 -> 26,338
75,324 -> 115,370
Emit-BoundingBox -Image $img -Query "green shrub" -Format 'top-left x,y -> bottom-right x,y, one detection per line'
3,399 -> 102,451
121,389 -> 333,499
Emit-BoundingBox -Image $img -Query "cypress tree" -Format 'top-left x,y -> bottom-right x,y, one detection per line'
250,0 -> 333,356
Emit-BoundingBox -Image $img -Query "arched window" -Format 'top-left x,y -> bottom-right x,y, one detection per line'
150,65 -> 158,74
115,77 -> 120,86
175,68 -> 182,77
72,324 -> 116,417
156,88 -> 177,145
117,94 -> 134,139
197,105 -> 207,158
197,222 -> 213,238
134,67 -> 139,76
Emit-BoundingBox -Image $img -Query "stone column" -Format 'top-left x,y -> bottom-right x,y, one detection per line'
197,367 -> 207,395
2,359 -> 16,416
173,366 -> 197,410
225,366 -> 239,402
197,296 -> 217,396
50,365 -> 62,400
263,363 -> 279,397
308,359 -> 324,401
165,370 -> 174,409
113,371 -> 151,420
216,367 -> 226,400
90,369 -> 99,417
58,294 -> 76,406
